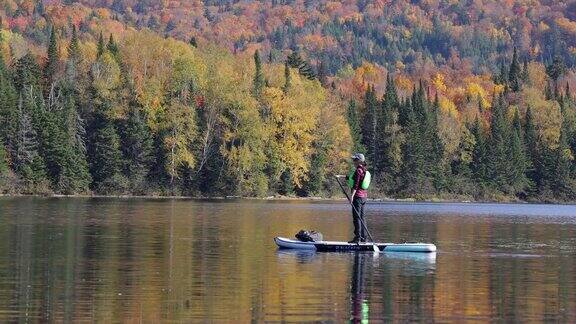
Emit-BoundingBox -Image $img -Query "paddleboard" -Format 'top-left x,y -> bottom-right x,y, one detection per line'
274,237 -> 437,253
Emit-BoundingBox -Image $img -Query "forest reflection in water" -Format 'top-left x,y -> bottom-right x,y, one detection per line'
0,197 -> 574,322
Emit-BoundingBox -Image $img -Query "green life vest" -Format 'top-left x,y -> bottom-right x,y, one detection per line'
347,168 -> 371,190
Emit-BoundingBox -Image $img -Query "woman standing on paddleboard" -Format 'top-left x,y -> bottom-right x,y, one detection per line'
347,153 -> 370,243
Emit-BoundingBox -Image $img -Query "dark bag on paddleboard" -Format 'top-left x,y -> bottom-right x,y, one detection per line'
295,230 -> 323,242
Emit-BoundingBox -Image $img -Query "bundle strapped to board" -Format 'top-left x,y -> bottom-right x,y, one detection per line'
295,230 -> 323,242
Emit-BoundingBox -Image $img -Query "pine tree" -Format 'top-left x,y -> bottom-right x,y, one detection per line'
14,94 -> 47,189
524,106 -> 541,189
508,47 -> 522,92
0,56 -> 18,154
68,25 -> 80,63
20,84 -> 89,193
88,110 -> 124,193
377,75 -> 402,191
400,97 -> 428,194
550,119 -> 575,199
494,61 -> 508,86
286,51 -> 316,80
58,86 -> 91,192
546,56 -> 566,85
97,32 -> 105,58
252,50 -> 265,98
119,103 -> 153,194
486,95 -> 510,191
508,108 -> 531,194
107,34 -> 119,57
13,53 -> 41,92
282,61 -> 291,94
471,118 -> 489,187
44,26 -> 59,90
347,100 -> 364,153
361,85 -> 379,167
485,95 -> 524,194
87,76 -> 124,193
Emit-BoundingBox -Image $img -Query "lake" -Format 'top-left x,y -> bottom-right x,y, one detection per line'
0,197 -> 574,322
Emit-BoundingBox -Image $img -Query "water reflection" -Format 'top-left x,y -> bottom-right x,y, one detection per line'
350,252 -> 368,323
0,198 -> 574,322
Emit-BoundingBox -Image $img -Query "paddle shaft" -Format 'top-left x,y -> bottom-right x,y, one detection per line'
335,176 -> 375,243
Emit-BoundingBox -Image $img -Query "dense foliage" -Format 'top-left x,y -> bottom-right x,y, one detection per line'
353,69 -> 576,201
0,29 -> 351,196
0,0 -> 575,201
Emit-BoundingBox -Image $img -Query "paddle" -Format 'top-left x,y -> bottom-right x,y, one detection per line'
335,175 -> 379,252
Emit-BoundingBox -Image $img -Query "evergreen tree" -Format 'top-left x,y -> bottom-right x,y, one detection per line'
377,76 -> 402,192
471,118 -> 489,187
486,95 -> 511,191
361,85 -> 379,167
282,61 -> 291,94
58,86 -> 91,192
346,100 -> 364,153
68,25 -> 80,63
546,56 -> 566,85
14,94 -> 47,189
400,97 -> 429,194
508,108 -> 531,194
549,119 -> 575,199
44,26 -> 59,91
18,83 -> 89,193
524,106 -> 541,188
494,61 -> 508,86
97,32 -> 105,58
88,110 -> 124,193
508,47 -> 522,92
119,103 -> 153,194
107,34 -> 119,57
286,51 -> 316,80
13,53 -> 41,92
0,56 -> 18,154
252,50 -> 265,98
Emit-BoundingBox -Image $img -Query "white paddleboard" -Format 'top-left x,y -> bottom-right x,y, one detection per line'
274,237 -> 437,253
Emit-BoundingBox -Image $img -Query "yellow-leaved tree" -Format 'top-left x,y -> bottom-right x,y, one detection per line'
121,31 -> 206,184
202,48 -> 268,196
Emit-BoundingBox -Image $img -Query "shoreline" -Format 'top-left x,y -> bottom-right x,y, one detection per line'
0,193 -> 574,205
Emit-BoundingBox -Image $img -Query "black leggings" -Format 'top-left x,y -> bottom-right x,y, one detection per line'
352,197 -> 367,240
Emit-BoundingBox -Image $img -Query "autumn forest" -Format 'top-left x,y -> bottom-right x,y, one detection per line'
0,0 -> 575,201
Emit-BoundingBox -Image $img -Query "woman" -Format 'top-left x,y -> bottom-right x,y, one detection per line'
348,153 -> 368,243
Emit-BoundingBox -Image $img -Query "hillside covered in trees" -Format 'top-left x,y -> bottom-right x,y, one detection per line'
0,0 -> 576,201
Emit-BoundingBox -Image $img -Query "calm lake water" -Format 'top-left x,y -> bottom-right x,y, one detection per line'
0,197 -> 574,322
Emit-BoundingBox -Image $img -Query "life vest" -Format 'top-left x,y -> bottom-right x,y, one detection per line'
347,167 -> 371,190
